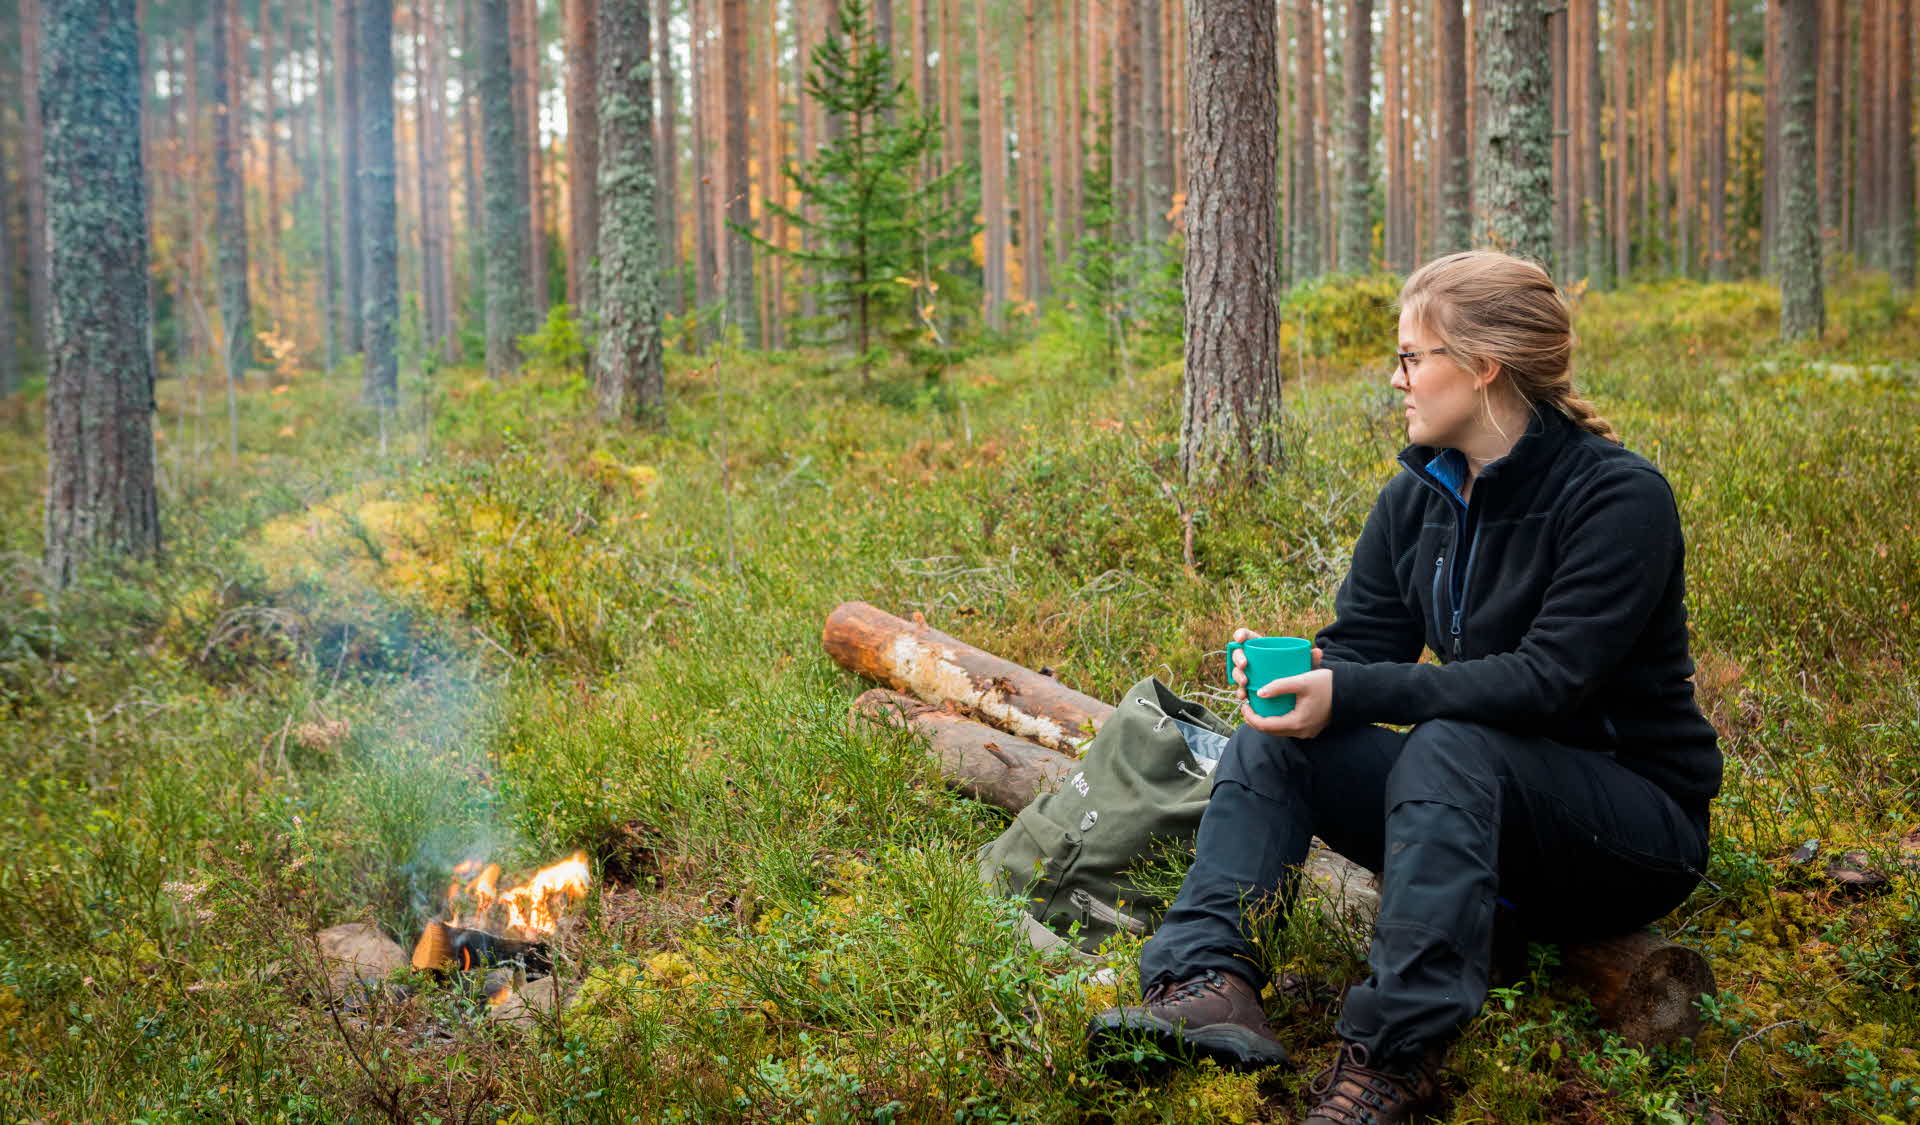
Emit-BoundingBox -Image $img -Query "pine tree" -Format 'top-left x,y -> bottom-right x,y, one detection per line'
1778,0 -> 1823,337
758,0 -> 969,376
1339,0 -> 1373,273
1473,0 -> 1555,267
211,0 -> 253,383
360,0 -> 399,404
1181,0 -> 1280,486
594,0 -> 665,419
481,0 -> 534,375
42,0 -> 161,585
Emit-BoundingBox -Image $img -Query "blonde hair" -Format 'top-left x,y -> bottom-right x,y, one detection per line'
1398,250 -> 1620,444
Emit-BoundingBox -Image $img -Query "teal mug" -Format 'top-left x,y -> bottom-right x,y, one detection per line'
1226,636 -> 1313,718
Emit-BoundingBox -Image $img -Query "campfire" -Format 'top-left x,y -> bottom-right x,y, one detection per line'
410,850 -> 591,986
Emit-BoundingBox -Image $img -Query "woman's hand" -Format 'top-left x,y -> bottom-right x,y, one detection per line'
1241,668 -> 1333,739
1230,629 -> 1330,738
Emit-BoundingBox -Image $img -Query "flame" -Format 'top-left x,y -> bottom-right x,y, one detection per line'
443,851 -> 590,936
488,983 -> 513,1006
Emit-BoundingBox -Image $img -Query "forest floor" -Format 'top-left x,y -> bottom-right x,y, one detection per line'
2,275 -> 1918,1123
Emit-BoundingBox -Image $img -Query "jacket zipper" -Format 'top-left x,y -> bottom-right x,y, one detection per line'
1069,888 -> 1149,934
1450,525 -> 1482,661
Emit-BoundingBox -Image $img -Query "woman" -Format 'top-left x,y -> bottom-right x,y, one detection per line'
1089,251 -> 1721,1125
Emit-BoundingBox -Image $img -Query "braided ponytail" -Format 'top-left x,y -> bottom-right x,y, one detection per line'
1400,251 -> 1624,446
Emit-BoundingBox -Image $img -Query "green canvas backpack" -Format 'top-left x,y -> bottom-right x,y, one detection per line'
976,675 -> 1233,957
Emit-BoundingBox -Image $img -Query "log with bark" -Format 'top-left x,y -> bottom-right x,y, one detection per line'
827,604 -> 1717,1046
824,601 -> 1112,753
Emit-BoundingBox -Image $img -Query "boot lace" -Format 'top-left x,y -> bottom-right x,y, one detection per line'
1307,1041 -> 1426,1125
1143,970 -> 1223,1006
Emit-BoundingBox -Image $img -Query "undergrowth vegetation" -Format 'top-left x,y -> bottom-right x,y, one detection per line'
1,274 -> 1917,1122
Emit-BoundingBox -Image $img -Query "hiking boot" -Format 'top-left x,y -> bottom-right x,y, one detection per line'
1085,969 -> 1290,1072
1301,1040 -> 1443,1125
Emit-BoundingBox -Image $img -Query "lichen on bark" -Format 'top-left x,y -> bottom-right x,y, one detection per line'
1472,0 -> 1555,271
480,0 -> 533,377
592,0 -> 665,422
41,0 -> 162,585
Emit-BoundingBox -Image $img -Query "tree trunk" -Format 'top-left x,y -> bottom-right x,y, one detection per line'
1289,0 -> 1319,279
359,0 -> 399,404
760,0 -> 785,347
1816,0 -> 1840,265
211,0 -> 253,384
1339,0 -> 1373,273
1180,0 -> 1280,486
1111,0 -> 1137,249
1139,0 -> 1170,249
41,0 -> 162,585
1381,0 -> 1400,271
462,0 -> 485,335
313,0 -> 340,368
566,0 -> 601,318
0,142 -> 19,397
1654,0 -> 1670,270
656,0 -> 682,316
691,0 -> 717,332
720,0 -> 756,344
1436,0 -> 1469,254
1583,0 -> 1608,286
1051,0 -> 1073,276
431,0 -> 461,361
1707,0 -> 1727,279
338,0 -> 365,353
978,0 -> 1009,329
1611,0 -> 1630,282
1474,0 -> 1555,266
511,0 -> 549,312
594,0 -> 665,419
481,0 -> 533,375
21,0 -> 51,362
1778,0 -> 1824,336
1021,0 -> 1053,297
1889,0 -> 1916,291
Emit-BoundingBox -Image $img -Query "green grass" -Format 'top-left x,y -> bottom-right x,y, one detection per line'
1,273 -> 1918,1122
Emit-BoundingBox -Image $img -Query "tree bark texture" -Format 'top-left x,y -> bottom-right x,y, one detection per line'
1019,0 -> 1051,296
1778,0 -> 1823,336
849,688 -> 1080,813
1472,0 -> 1555,269
1340,0 -> 1373,273
567,0 -> 602,317
41,0 -> 162,585
594,0 -> 666,421
481,0 -> 534,375
1180,0 -> 1281,487
1110,0 -> 1137,247
359,0 -> 399,404
1654,0 -> 1670,269
1611,0 -> 1629,283
1816,0 -> 1840,264
821,601 -> 1113,753
1437,0 -> 1469,254
211,0 -> 253,383
721,0 -> 757,344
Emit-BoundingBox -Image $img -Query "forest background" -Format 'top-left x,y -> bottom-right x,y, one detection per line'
3,0 -> 1920,1121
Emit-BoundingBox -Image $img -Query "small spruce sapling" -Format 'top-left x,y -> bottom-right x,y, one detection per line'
746,0 -> 973,380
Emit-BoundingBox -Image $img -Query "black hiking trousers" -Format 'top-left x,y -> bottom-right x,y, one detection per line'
1137,719 -> 1711,1068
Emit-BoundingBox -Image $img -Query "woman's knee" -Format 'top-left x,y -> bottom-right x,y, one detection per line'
1385,720 -> 1510,813
1215,724 -> 1308,800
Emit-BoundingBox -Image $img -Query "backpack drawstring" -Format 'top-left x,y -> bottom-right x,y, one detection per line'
1134,695 -> 1175,732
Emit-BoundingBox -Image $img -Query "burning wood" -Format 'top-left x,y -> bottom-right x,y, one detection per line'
411,850 -> 592,976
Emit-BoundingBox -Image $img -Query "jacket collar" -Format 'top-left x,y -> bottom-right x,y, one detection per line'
1396,404 -> 1573,508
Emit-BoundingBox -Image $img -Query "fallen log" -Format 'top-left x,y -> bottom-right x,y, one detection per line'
1557,930 -> 1716,1046
830,607 -> 1713,1047
824,601 -> 1113,753
850,688 -> 1078,810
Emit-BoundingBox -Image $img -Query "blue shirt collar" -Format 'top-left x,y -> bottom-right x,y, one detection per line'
1424,448 -> 1471,511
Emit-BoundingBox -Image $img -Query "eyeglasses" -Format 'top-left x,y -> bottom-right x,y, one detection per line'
1397,347 -> 1449,376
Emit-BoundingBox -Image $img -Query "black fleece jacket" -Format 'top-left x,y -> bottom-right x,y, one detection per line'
1316,404 -> 1723,811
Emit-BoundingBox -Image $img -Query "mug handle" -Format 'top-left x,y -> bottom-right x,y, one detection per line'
1225,640 -> 1243,692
